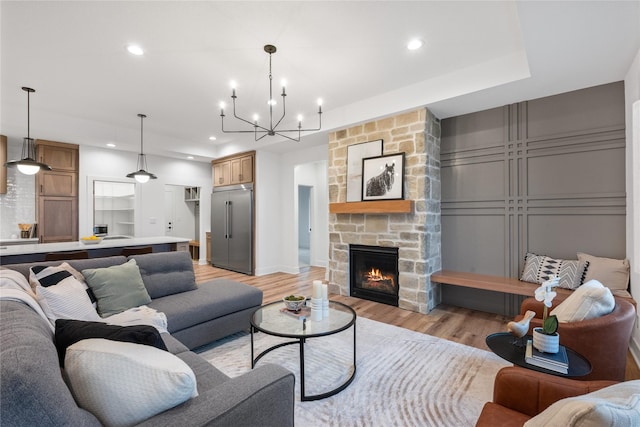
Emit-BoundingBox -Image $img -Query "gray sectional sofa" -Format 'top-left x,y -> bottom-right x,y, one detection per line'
0,250 -> 295,426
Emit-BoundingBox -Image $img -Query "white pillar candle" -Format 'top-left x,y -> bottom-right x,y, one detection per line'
313,282 -> 322,299
322,284 -> 328,300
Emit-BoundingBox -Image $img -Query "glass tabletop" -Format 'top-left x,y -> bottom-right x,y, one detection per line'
251,300 -> 356,338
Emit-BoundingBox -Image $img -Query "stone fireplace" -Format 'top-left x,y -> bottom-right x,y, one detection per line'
327,108 -> 442,314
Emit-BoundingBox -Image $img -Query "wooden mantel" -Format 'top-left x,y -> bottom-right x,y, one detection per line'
329,200 -> 413,214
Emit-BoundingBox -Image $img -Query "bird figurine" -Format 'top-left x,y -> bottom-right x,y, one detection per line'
507,310 -> 536,346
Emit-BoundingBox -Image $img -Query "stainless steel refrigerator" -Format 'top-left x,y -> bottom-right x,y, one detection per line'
210,184 -> 253,275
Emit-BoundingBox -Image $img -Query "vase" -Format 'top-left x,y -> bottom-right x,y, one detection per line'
532,327 -> 559,354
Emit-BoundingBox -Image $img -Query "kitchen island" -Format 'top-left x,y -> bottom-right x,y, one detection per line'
0,236 -> 190,265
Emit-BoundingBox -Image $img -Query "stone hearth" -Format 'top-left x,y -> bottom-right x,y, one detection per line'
327,108 -> 442,313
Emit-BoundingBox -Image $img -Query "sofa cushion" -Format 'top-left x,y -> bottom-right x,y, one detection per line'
520,252 -> 588,290
65,338 -> 198,427
131,251 -> 197,299
524,380 -> 640,427
577,252 -> 630,294
55,319 -> 168,367
148,279 -> 262,333
29,265 -> 101,323
0,301 -> 101,426
83,259 -> 152,317
550,279 -> 615,323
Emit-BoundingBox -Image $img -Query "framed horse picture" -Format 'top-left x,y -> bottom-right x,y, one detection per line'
346,139 -> 383,202
361,153 -> 405,201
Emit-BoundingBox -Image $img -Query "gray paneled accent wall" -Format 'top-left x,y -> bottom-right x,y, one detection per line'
440,82 -> 626,315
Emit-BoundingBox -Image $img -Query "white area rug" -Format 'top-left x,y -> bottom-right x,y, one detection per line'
198,317 -> 510,426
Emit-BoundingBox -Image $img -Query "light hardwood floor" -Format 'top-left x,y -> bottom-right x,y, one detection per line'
194,263 -> 640,381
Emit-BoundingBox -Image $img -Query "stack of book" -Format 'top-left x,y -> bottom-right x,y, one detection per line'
525,340 -> 569,374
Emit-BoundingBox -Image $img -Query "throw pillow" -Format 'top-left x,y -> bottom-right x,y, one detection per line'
55,319 -> 168,367
524,380 -> 640,427
29,265 -> 101,323
64,339 -> 198,427
550,279 -> 615,323
577,252 -> 630,292
82,259 -> 152,317
520,252 -> 588,289
130,251 -> 197,299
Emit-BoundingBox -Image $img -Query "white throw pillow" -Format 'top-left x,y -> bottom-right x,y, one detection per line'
64,339 -> 198,427
524,380 -> 640,427
550,279 -> 615,323
30,264 -> 101,322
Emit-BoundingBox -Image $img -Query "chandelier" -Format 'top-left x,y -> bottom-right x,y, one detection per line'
220,44 -> 322,142
4,87 -> 52,175
126,114 -> 157,183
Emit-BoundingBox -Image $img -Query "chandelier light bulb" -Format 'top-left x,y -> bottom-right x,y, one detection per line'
230,81 -> 237,89
253,114 -> 259,122
317,98 -> 323,106
267,99 -> 277,106
297,114 -> 303,122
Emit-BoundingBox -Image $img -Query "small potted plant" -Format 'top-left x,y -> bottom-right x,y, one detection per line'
532,276 -> 560,353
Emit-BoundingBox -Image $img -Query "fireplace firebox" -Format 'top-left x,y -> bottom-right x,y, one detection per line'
349,244 -> 399,307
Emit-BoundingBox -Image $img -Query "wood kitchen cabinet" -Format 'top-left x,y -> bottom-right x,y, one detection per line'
36,140 -> 79,242
213,161 -> 230,186
212,151 -> 255,187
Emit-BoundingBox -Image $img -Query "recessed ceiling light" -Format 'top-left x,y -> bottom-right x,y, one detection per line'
106,143 -> 116,148
407,39 -> 424,51
209,136 -> 217,141
126,44 -> 144,56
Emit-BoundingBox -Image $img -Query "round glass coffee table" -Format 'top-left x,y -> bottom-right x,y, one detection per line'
251,300 -> 357,401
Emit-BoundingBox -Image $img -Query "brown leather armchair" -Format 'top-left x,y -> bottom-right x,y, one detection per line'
476,367 -> 617,426
516,296 -> 635,381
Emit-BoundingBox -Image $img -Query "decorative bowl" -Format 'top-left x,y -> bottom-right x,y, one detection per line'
80,236 -> 103,245
283,295 -> 306,311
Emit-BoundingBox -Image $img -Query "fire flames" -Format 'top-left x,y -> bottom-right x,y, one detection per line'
367,267 -> 386,281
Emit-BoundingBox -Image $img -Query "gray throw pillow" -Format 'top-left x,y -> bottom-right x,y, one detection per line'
82,259 -> 152,317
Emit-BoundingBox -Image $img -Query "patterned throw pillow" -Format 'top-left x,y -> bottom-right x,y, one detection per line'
520,252 -> 589,290
29,263 -> 101,322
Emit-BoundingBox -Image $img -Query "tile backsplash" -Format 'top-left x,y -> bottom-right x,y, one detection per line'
1,139 -> 36,238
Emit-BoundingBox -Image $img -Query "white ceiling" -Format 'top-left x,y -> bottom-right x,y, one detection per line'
1,1 -> 639,161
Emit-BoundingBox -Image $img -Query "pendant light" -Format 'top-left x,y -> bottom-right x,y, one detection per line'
4,87 -> 52,175
126,113 -> 157,183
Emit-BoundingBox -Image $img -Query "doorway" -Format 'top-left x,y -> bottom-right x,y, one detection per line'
298,185 -> 312,267
164,185 -> 198,240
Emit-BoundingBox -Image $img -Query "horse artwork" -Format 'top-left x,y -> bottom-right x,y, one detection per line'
366,163 -> 395,197
361,153 -> 405,201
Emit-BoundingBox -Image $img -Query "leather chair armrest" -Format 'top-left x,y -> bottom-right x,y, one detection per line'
492,367 -> 617,417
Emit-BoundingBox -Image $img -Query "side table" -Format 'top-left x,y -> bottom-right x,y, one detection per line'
486,332 -> 591,377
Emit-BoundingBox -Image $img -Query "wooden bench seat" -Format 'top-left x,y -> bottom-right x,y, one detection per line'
431,270 -> 573,299
431,270 -> 635,306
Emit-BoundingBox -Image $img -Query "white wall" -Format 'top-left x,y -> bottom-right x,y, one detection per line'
255,150 -> 283,275
254,143 -> 328,275
80,146 -> 212,263
295,160 -> 329,268
625,47 -> 640,365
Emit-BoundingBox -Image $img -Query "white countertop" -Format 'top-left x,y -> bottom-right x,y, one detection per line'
0,238 -> 39,246
0,236 -> 190,256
